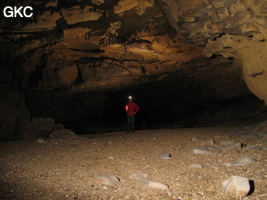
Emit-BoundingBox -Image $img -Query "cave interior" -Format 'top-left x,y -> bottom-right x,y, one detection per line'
1,0 -> 267,139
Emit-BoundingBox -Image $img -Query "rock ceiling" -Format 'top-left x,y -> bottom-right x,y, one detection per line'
0,0 -> 267,127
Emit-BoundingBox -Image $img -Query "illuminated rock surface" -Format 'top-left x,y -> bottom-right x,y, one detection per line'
1,0 -> 267,139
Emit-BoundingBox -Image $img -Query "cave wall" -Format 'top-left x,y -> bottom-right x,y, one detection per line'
0,0 -> 266,138
0,64 -> 31,139
157,0 -> 267,103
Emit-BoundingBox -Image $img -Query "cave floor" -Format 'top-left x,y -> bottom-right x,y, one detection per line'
0,126 -> 267,200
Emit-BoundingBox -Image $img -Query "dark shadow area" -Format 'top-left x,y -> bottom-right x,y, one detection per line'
248,180 -> 255,196
64,91 -> 267,135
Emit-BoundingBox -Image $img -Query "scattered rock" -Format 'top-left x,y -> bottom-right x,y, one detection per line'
200,139 -> 215,145
189,164 -> 203,168
243,145 -> 261,151
222,176 -> 250,197
232,157 -> 256,166
22,118 -> 56,139
141,179 -> 169,190
219,141 -> 241,153
240,134 -> 260,142
93,175 -> 120,186
219,141 -> 235,145
222,162 -> 232,167
129,173 -> 150,180
193,147 -> 214,155
156,153 -> 171,159
49,128 -> 79,140
37,138 -> 45,144
191,136 -> 202,142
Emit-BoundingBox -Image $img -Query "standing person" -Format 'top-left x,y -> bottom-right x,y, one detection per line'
125,96 -> 139,133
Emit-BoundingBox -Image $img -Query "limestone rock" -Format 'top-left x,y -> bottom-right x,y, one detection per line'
141,179 -> 169,190
37,138 -> 46,144
200,139 -> 215,145
0,89 -> 31,140
129,173 -> 150,180
49,128 -> 79,140
222,176 -> 250,197
93,175 -> 120,186
91,0 -> 104,6
22,118 -> 55,140
222,162 -> 232,167
232,157 -> 256,166
23,11 -> 61,30
243,145 -> 261,151
156,153 -> 171,159
114,0 -> 139,14
61,6 -> 102,25
191,136 -> 202,142
193,147 -> 214,155
157,0 -> 267,104
219,141 -> 242,153
189,164 -> 203,169
1,0 -> 267,130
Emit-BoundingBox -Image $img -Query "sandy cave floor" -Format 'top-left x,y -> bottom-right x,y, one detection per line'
0,126 -> 267,200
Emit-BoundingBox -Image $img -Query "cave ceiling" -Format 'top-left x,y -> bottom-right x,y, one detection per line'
1,0 -> 267,122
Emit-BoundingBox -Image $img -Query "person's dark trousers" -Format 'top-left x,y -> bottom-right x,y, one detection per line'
127,115 -> 135,132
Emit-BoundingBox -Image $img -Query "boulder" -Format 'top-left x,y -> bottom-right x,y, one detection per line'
22,118 -> 56,139
49,128 -> 79,140
0,89 -> 31,140
222,176 -> 250,197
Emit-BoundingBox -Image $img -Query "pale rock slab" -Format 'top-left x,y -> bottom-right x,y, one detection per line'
129,173 -> 150,180
189,164 -> 203,168
93,175 -> 120,186
37,138 -> 46,144
222,176 -> 250,197
219,141 -> 241,153
156,153 -> 171,159
200,139 -> 215,146
193,147 -> 214,155
191,136 -> 202,142
141,179 -> 169,190
222,162 -> 232,167
243,145 -> 261,151
232,157 -> 256,166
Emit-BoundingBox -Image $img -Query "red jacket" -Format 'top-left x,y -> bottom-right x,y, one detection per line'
125,102 -> 139,116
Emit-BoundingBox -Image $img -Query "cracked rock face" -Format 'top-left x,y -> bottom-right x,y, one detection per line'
157,0 -> 267,103
0,0 -> 266,138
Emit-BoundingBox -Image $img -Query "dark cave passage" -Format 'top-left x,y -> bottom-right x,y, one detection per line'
63,88 -> 267,135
